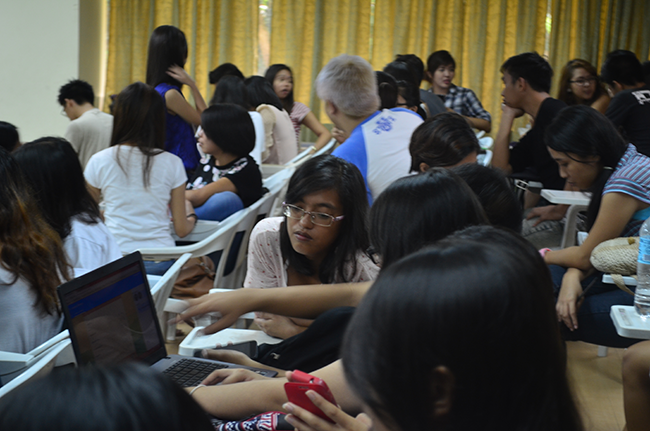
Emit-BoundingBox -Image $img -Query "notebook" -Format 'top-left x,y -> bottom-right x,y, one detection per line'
57,252 -> 277,386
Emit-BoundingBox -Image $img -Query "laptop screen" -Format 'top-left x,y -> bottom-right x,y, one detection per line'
58,253 -> 167,366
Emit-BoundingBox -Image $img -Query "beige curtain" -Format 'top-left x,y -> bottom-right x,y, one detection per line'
547,0 -> 650,97
371,0 -> 548,135
268,0 -> 372,123
105,0 -> 258,111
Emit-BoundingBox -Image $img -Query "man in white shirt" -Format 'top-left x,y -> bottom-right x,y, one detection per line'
58,79 -> 113,168
315,55 -> 423,205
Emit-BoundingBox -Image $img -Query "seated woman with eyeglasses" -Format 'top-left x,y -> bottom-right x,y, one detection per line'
557,59 -> 610,113
244,155 -> 379,340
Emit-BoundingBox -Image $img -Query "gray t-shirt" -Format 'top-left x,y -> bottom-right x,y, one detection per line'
0,267 -> 63,353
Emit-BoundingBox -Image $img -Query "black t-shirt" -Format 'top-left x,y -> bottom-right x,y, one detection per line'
510,98 -> 567,190
605,85 -> 650,157
187,155 -> 263,207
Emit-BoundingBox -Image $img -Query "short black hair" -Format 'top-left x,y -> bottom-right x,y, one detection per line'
383,61 -> 418,86
600,50 -> 644,87
201,104 -> 255,157
395,54 -> 425,83
209,75 -> 250,109
375,71 -> 398,110
0,363 -> 214,431
245,76 -> 283,110
452,164 -> 523,232
643,61 -> 650,86
209,63 -> 244,84
369,168 -> 488,269
500,52 -> 553,93
57,79 -> 95,107
13,137 -> 101,240
426,50 -> 456,74
0,121 -> 19,152
409,112 -> 480,171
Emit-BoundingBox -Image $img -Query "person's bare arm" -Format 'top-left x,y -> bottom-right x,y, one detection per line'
301,112 -> 332,151
492,104 -> 523,173
590,93 -> 611,114
164,65 -> 207,126
465,116 -> 491,132
186,177 -> 237,207
177,282 -> 372,334
623,340 -> 650,431
191,360 -> 362,420
544,192 -> 641,270
170,184 -> 196,238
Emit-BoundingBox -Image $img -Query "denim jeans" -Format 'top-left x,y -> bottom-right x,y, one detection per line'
194,191 -> 244,222
144,259 -> 175,276
548,264 -> 641,348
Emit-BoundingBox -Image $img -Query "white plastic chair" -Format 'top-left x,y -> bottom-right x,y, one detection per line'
0,330 -> 74,386
221,191 -> 277,288
149,253 -> 192,340
312,138 -> 336,157
478,136 -> 494,150
286,147 -> 312,167
477,150 -> 493,166
263,166 -> 295,217
0,339 -> 73,399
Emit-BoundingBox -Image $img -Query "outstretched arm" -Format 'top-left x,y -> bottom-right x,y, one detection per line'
177,282 -> 372,334
190,360 -> 363,420
301,112 -> 332,151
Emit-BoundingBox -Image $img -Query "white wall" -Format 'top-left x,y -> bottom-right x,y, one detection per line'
0,0 -> 79,142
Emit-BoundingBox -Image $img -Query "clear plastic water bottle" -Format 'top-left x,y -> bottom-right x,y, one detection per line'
635,217 -> 650,318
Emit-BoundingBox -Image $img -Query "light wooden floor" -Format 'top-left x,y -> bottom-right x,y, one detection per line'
566,341 -> 626,431
168,332 -> 627,429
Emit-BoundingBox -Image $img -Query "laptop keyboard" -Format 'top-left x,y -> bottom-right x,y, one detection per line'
162,359 -> 228,387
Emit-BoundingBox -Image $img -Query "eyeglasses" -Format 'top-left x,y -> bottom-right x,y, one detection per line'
282,203 -> 345,227
569,77 -> 597,87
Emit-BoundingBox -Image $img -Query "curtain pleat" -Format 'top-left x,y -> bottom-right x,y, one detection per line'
106,0 -> 650,132
105,0 -> 258,112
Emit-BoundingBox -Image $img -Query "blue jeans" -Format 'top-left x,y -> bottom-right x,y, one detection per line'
549,265 -> 641,348
144,259 -> 175,276
194,192 -> 244,222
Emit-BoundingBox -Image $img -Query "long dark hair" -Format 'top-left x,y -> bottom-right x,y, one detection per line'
265,64 -> 294,113
375,71 -> 398,110
146,25 -> 188,89
369,168 -> 488,270
279,155 -> 370,283
557,59 -> 606,106
343,226 -> 583,431
545,105 -> 627,229
245,76 -> 283,111
13,138 -> 101,240
0,148 -> 70,315
0,363 -> 214,431
110,82 -> 166,188
209,75 -> 251,109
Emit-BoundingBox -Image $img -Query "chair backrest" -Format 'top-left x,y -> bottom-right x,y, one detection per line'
478,149 -> 493,166
222,192 -> 275,280
171,219 -> 222,243
479,136 -> 494,150
0,339 -> 72,399
260,164 -> 286,179
312,138 -> 336,157
150,253 -> 192,322
285,146 -> 312,166
263,166 -> 295,217
136,209 -> 245,262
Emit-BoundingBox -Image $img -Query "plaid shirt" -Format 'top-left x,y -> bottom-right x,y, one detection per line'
431,84 -> 491,122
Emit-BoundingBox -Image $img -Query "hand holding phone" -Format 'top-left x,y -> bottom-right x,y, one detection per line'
284,370 -> 337,423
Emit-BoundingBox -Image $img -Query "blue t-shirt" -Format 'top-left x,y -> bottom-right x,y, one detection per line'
332,108 -> 423,205
155,83 -> 200,172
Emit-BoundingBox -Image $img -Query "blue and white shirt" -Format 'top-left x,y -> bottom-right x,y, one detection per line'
603,144 -> 650,236
332,108 -> 423,205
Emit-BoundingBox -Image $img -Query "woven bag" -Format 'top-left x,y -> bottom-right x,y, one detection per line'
590,237 -> 638,294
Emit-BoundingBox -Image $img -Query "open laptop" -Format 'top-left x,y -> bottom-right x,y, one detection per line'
57,252 -> 276,386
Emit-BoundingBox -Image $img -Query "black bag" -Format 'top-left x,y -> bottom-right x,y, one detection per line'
253,307 -> 355,372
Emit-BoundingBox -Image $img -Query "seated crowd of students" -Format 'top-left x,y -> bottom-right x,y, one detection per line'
1,22 -> 650,431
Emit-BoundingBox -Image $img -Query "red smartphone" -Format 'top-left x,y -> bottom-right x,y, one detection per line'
284,370 -> 337,423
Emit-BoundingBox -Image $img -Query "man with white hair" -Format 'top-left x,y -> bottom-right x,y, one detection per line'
316,54 -> 423,205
